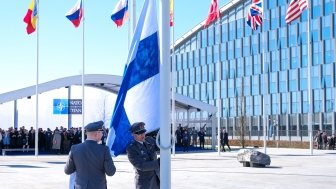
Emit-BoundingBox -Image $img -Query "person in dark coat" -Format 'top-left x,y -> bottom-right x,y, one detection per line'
198,128 -> 205,149
126,122 -> 160,189
64,121 -> 116,189
220,128 -> 231,152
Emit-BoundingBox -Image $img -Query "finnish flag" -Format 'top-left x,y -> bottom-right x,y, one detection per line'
106,0 -> 160,156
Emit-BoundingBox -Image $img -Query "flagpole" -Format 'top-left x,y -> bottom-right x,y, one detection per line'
35,0 -> 40,157
159,0 -> 171,188
132,0 -> 136,34
261,0 -> 267,154
307,0 -> 313,155
81,0 -> 85,143
171,0 -> 176,156
217,18 -> 221,155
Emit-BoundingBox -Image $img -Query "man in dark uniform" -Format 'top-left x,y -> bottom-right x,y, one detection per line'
64,121 -> 116,189
126,122 -> 160,189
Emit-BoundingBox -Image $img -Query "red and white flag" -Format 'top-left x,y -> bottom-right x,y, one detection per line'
204,0 -> 220,28
285,0 -> 308,24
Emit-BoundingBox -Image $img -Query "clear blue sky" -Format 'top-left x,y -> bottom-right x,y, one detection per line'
0,0 -> 230,129
0,0 -> 229,93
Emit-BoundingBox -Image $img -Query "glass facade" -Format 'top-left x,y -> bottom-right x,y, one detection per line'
173,0 -> 336,137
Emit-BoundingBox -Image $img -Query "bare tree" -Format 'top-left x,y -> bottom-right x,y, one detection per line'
235,78 -> 248,148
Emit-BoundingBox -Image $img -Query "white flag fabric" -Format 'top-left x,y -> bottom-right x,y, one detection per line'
106,0 -> 159,156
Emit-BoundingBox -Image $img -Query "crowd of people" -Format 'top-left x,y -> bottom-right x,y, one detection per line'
0,126 -> 109,154
314,130 -> 335,150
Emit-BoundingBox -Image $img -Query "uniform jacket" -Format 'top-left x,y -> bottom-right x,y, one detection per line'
126,137 -> 160,189
64,140 -> 116,189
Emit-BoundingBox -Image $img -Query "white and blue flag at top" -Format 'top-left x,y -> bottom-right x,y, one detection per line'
106,0 -> 160,156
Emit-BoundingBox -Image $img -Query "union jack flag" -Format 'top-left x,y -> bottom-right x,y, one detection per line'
246,0 -> 263,30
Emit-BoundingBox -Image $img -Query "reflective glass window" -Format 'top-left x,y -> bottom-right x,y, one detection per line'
252,75 -> 259,95
254,96 -> 261,116
270,8 -> 279,30
201,30 -> 207,48
244,77 -> 251,96
290,47 -> 299,69
324,0 -> 334,16
245,56 -> 252,76
222,23 -> 228,42
200,48 -> 206,65
235,39 -> 242,58
289,24 -> 298,47
270,72 -> 277,94
300,68 -> 308,90
229,60 -> 236,79
324,39 -> 334,64
302,90 -> 308,113
228,41 -> 234,60
322,15 -> 332,40
253,55 -> 261,74
281,93 -> 289,114
184,69 -> 189,85
311,19 -> 320,42
269,30 -> 277,51
301,44 -> 308,67
291,92 -> 299,113
325,88 -> 334,112
280,49 -> 289,70
237,58 -> 244,77
207,46 -> 213,64
271,51 -> 279,72
251,34 -> 259,54
311,66 -> 319,89
237,19 -> 244,39
243,37 -> 251,57
220,43 -> 227,61
312,0 -> 322,18
322,64 -> 333,88
312,42 -> 322,65
272,94 -> 279,114
202,65 -> 208,83
279,71 -> 287,93
289,69 -> 298,92
313,89 -> 322,113
229,21 -> 236,41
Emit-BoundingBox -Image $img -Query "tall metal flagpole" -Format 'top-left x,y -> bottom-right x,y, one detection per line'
307,0 -> 313,155
81,0 -> 85,143
132,0 -> 136,34
171,0 -> 176,156
262,0 -> 267,154
217,18 -> 221,155
35,0 -> 40,157
159,0 -> 171,188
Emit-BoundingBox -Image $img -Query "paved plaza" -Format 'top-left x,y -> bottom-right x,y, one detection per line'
0,148 -> 335,189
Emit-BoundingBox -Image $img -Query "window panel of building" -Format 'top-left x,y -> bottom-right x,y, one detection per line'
269,30 -> 277,51
221,80 -> 227,98
194,84 -> 200,100
221,61 -> 229,80
246,96 -> 252,116
252,75 -> 259,95
213,45 -> 219,63
251,34 -> 259,54
189,67 -> 195,85
229,20 -> 236,41
324,0 -> 334,15
183,69 -> 189,86
289,24 -> 298,47
236,78 -> 242,96
235,39 -> 242,58
299,22 -> 308,45
182,53 -> 188,69
196,32 -> 202,50
245,56 -> 252,76
188,52 -> 194,68
291,91 -> 299,113
268,0 -> 276,9
207,82 -> 214,101
253,96 -> 261,116
322,64 -> 332,88
279,27 -> 287,48
302,90 -> 308,113
178,70 -> 183,87
312,19 -> 320,42
313,41 -> 323,65
176,54 -> 182,70
229,60 -> 236,79
324,39 -> 334,64
279,71 -> 287,93
222,99 -> 228,117
270,8 -> 279,30
195,66 -> 201,84
280,6 -> 287,27
300,67 -> 308,90
188,85 -> 194,99
221,23 -> 228,43
325,88 -> 334,112
281,93 -> 289,114
214,80 -> 218,99
289,69 -> 298,91
228,79 -> 235,98
272,93 -> 279,115
301,44 -> 308,67
270,72 -> 278,94
312,0 -> 322,18
220,43 -> 227,61
313,89 -> 322,113
243,37 -> 251,57
200,48 -> 206,65
244,77 -> 251,96
202,65 -> 208,83
237,58 -> 244,77
236,18 -> 244,39
334,14 -> 336,37
208,27 -> 215,46
209,64 -> 215,82
201,83 -> 208,102
312,66 -> 320,89
290,46 -> 299,69
201,30 -> 207,48
322,15 -> 332,40
253,54 -> 261,74
207,46 -> 213,64
228,41 -> 234,60
271,50 -> 279,72
280,49 -> 289,70
265,94 -> 271,115
229,98 -> 236,117
182,86 -> 188,96
191,36 -> 197,51
194,50 -> 200,67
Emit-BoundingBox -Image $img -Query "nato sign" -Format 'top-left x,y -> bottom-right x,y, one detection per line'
53,99 -> 82,114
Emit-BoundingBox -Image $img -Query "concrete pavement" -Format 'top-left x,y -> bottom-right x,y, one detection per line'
0,148 -> 335,189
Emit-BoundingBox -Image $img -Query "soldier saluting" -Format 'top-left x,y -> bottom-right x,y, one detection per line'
126,122 -> 160,189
